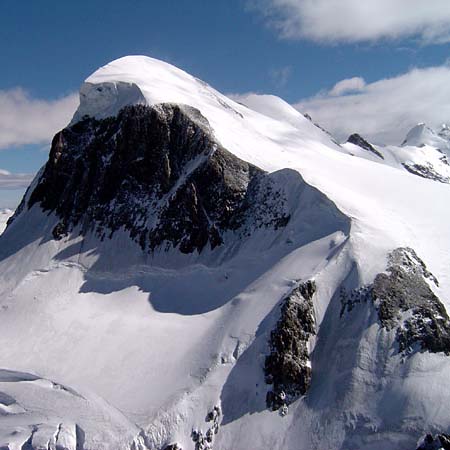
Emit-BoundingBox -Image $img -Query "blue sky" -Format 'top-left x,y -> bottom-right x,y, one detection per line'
1,0 -> 450,207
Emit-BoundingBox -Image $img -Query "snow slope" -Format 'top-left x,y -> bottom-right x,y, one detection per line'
1,56 -> 450,450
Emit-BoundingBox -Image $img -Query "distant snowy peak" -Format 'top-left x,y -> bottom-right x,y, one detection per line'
398,124 -> 450,182
401,122 -> 450,152
402,123 -> 435,146
342,130 -> 450,184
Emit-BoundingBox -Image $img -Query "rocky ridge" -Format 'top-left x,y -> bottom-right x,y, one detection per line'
341,247 -> 450,355
402,161 -> 450,184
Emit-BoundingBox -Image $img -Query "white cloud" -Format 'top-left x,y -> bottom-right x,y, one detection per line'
0,169 -> 34,190
329,77 -> 366,96
249,0 -> 450,43
295,64 -> 450,144
0,88 -> 79,150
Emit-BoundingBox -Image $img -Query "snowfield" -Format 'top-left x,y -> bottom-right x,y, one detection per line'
1,56 -> 450,450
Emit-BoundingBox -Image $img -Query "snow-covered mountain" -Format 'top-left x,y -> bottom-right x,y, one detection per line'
402,123 -> 450,151
1,56 -> 450,450
341,127 -> 450,184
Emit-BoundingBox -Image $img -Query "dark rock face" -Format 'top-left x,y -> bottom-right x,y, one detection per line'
402,162 -> 450,184
25,104 -> 290,254
265,280 -> 316,412
346,133 -> 384,159
417,433 -> 450,450
341,248 -> 450,355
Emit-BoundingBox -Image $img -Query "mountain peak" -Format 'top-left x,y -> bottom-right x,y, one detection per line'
401,122 -> 442,148
345,133 -> 384,159
72,55 -> 235,124
401,123 -> 450,155
4,54 -> 450,450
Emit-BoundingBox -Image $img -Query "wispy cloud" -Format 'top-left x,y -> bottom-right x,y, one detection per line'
0,169 -> 34,190
269,65 -> 292,87
0,88 -> 78,150
249,0 -> 450,44
295,64 -> 450,144
329,77 -> 366,96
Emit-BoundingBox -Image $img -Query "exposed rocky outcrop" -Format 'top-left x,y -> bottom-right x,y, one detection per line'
402,162 -> 450,184
265,280 -> 316,413
191,406 -> 221,450
417,433 -> 450,450
24,104 -> 290,254
163,444 -> 182,450
346,133 -> 384,159
341,248 -> 450,355
439,154 -> 450,166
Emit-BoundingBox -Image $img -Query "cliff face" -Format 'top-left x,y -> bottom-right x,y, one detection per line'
25,103 -> 290,254
265,280 -> 316,414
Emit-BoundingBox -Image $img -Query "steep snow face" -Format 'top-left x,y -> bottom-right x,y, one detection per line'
2,56 -> 450,450
72,81 -> 146,123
